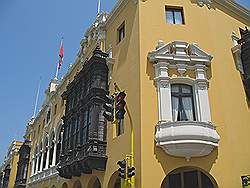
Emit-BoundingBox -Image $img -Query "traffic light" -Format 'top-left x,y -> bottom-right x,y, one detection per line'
241,176 -> 250,186
127,166 -> 135,178
103,95 -> 114,122
117,159 -> 127,179
115,91 -> 126,120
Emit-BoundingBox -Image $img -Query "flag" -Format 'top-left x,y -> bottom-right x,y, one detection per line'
58,39 -> 64,70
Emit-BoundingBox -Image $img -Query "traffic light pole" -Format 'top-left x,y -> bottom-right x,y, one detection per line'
114,83 -> 135,188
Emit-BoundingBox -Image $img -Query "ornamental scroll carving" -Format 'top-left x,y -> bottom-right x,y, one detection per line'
196,0 -> 213,9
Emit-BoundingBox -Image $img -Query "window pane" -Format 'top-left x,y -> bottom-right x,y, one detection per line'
174,10 -> 183,24
171,85 -> 179,93
181,85 -> 192,94
166,10 -> 174,24
171,96 -> 179,122
182,97 -> 194,121
184,170 -> 198,188
168,173 -> 181,188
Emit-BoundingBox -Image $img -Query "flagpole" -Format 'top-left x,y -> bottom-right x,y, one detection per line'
55,63 -> 59,80
33,77 -> 41,118
98,0 -> 101,15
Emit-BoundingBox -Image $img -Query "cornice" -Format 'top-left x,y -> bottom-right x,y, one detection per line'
105,0 -> 129,27
193,0 -> 250,24
105,0 -> 140,28
214,0 -> 250,24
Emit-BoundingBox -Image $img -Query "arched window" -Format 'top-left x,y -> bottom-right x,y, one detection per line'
171,84 -> 195,121
62,183 -> 68,188
161,167 -> 216,188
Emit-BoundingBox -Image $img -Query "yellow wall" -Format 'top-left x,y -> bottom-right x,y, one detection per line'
139,0 -> 250,187
104,1 -> 141,187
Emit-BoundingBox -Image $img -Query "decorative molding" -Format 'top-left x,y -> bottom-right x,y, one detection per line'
148,40 -> 213,66
232,44 -> 244,75
196,0 -> 213,9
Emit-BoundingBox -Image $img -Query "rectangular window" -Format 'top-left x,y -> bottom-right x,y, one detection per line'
165,7 -> 184,24
117,22 -> 125,43
171,84 -> 195,121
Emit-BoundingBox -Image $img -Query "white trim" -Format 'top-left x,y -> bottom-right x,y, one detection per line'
149,40 -> 220,158
155,121 -> 220,158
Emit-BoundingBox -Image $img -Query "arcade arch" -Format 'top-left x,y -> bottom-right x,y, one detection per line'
73,180 -> 82,188
161,167 -> 218,188
107,171 -> 121,188
87,176 -> 101,188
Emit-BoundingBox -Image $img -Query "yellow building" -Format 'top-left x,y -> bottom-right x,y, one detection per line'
0,140 -> 23,188
25,0 -> 250,188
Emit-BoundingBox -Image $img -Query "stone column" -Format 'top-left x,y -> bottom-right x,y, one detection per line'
154,62 -> 172,123
39,150 -> 44,172
45,146 -> 50,169
31,158 -> 35,176
52,140 -> 58,166
35,155 -> 39,174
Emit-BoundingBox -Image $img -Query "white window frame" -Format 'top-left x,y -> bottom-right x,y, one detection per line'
149,41 -> 212,124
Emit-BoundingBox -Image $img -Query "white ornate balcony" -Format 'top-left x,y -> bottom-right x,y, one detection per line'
28,166 -> 58,185
155,121 -> 220,159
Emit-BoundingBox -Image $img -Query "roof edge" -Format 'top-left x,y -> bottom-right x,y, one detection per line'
214,0 -> 250,24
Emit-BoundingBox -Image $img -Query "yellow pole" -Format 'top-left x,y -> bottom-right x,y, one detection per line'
114,83 -> 135,188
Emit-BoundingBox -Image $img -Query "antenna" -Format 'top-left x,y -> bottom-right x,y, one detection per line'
33,77 -> 41,118
97,0 -> 101,15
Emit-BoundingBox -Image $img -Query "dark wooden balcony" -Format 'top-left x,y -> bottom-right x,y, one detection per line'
57,47 -> 109,179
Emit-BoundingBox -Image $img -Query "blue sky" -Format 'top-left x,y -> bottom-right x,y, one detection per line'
0,0 -> 249,163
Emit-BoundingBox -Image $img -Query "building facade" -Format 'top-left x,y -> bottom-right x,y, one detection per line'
21,0 -> 250,188
0,141 -> 23,188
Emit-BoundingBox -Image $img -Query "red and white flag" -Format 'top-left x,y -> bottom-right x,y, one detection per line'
57,39 -> 64,70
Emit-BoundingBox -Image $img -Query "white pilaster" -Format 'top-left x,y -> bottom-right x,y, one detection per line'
154,62 -> 172,122
195,65 -> 211,122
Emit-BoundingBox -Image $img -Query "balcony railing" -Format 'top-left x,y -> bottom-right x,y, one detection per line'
28,166 -> 58,185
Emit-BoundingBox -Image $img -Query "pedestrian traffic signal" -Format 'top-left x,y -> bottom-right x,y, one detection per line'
115,91 -> 126,120
103,95 -> 114,122
117,159 -> 127,179
127,166 -> 135,178
241,175 -> 250,186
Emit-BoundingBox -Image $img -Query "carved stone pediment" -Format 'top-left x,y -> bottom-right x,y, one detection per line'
148,40 -> 213,66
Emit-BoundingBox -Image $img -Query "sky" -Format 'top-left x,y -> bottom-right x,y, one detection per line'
0,0 -> 249,164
